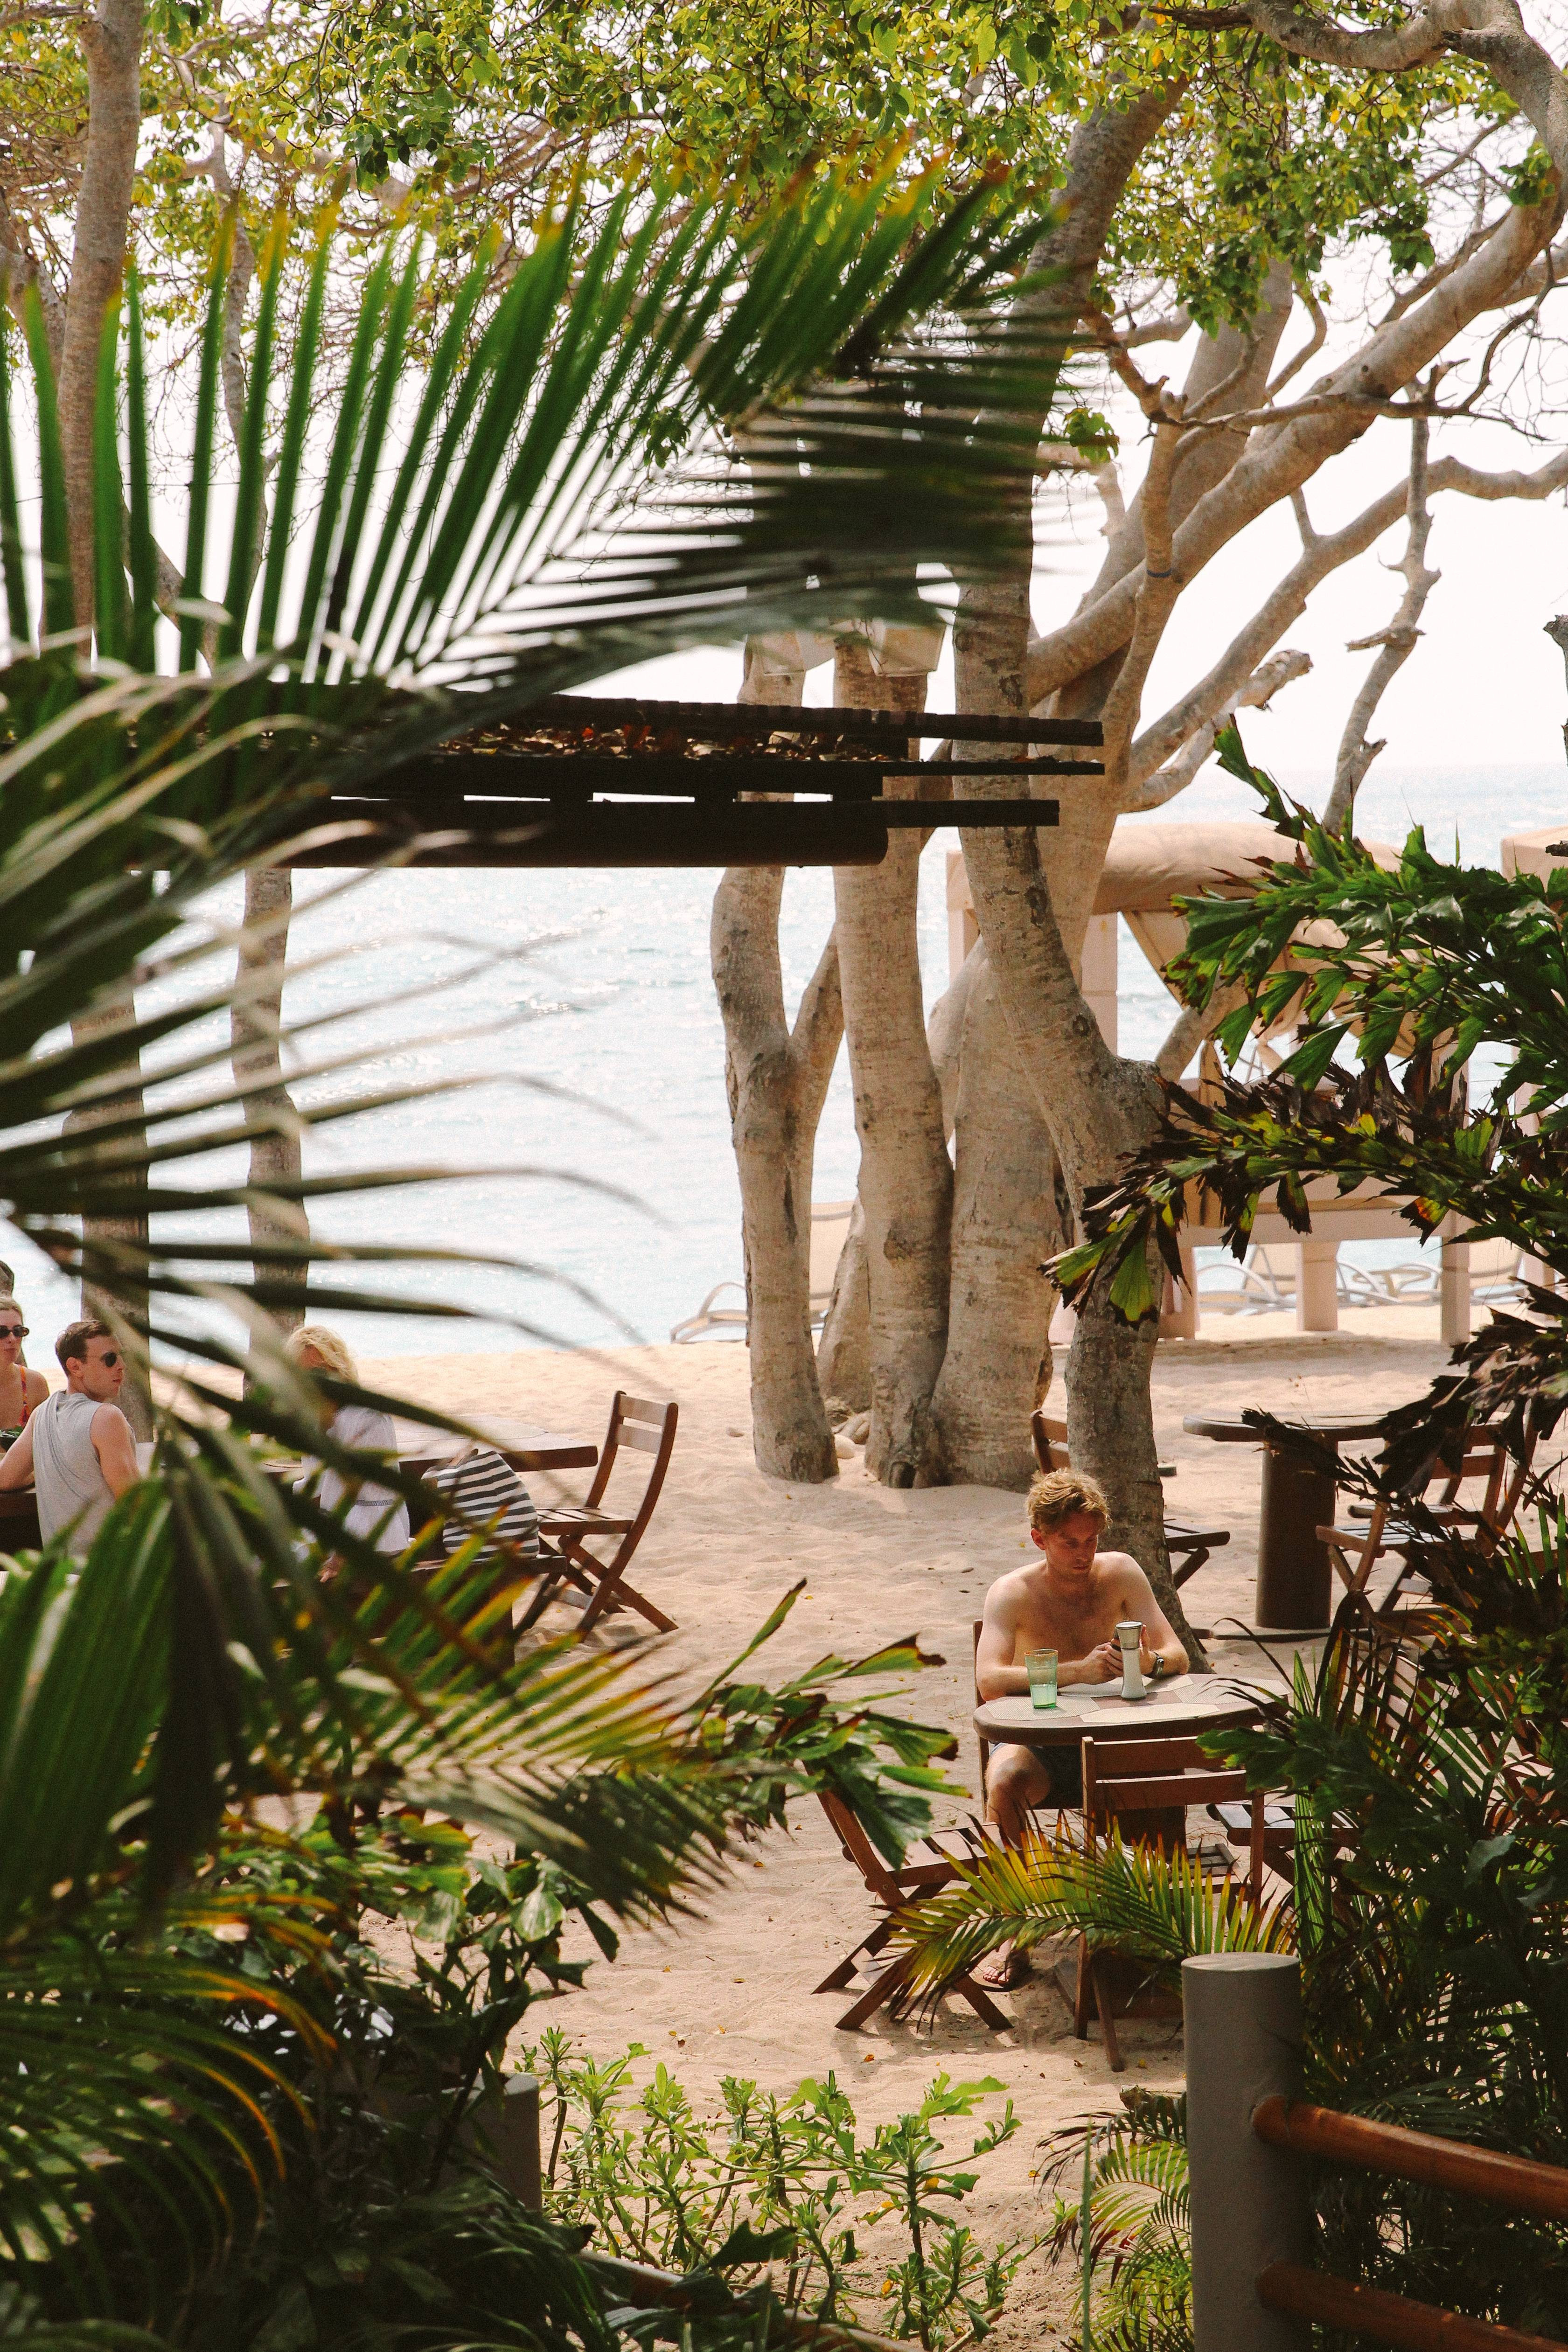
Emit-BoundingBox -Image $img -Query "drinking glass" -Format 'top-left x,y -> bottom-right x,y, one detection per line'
1026,1649 -> 1059,1711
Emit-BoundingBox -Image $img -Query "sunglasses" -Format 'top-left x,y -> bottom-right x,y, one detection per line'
0,1325 -> 26,1341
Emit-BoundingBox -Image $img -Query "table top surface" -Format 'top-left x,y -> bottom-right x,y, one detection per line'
975,1673 -> 1281,1743
1183,1411 -> 1387,1444
393,1418 -> 599,1471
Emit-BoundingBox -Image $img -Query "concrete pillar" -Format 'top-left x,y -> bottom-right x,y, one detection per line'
458,2073 -> 543,2206
1184,1954 -> 1310,2352
1082,912 -> 1119,1051
1296,1238 -> 1338,1333
1159,1227 -> 1199,1340
1441,1230 -> 1472,1345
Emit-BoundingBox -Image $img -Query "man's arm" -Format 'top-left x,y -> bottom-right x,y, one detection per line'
91,1406 -> 141,1500
976,1584 -> 1030,1700
1116,1559 -> 1188,1677
0,1419 -> 35,1490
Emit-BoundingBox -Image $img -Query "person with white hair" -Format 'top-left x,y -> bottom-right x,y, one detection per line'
284,1323 -> 410,1557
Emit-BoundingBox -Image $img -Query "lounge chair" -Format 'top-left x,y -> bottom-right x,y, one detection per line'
670,1198 -> 855,1343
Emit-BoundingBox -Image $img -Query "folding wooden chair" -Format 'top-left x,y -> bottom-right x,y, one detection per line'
518,1392 -> 679,1635
1029,1412 -> 1230,1590
813,1790 -> 1008,2032
1318,1420 -> 1534,1629
1075,1734 -> 1269,2071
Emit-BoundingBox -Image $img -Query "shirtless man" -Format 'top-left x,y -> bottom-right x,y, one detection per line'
0,1319 -> 140,1557
973,1469 -> 1186,1983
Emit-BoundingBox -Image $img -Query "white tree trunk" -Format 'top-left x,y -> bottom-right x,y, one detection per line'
928,952 -> 1068,1489
712,864 -> 842,1480
954,577 -> 1205,1662
831,640 -> 950,1486
816,1199 -> 870,1415
232,864 -> 310,1336
68,981 -> 153,1438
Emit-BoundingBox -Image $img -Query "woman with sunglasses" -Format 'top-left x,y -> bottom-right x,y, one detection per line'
0,1299 -> 49,1451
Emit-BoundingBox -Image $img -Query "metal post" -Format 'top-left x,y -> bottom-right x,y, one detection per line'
1184,1953 -> 1311,2352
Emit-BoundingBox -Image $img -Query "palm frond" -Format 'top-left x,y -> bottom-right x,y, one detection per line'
895,1827 -> 1294,1996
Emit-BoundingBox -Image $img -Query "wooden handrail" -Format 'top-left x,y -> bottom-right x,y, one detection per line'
583,2253 -> 910,2352
1253,2097 -> 1568,2226
1258,2262 -> 1557,2351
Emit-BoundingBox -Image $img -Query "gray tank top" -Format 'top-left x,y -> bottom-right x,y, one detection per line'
32,1391 -> 115,1556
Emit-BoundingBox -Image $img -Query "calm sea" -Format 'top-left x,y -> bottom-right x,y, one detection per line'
7,758 -> 1563,1360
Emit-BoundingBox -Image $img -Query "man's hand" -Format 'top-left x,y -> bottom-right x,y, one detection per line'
1066,1639 -> 1122,1685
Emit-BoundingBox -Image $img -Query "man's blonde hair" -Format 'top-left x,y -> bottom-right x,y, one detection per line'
284,1323 -> 358,1384
1028,1467 -> 1110,1537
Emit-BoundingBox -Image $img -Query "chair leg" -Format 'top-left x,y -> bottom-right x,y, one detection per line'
813,1918 -> 894,1995
1073,1932 -> 1092,2040
835,1952 -> 913,2032
1171,1545 -> 1208,1589
572,1549 -> 678,1635
953,1972 -> 1010,2032
1090,1955 -> 1125,2072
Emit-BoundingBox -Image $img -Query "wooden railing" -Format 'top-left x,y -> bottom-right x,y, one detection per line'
1249,2096 -> 1568,2351
1184,1955 -> 1568,2352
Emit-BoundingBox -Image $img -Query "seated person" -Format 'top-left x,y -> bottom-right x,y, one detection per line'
973,1468 -> 1186,1983
0,1295 -> 49,1447
0,1317 -> 140,1556
284,1323 -> 411,1557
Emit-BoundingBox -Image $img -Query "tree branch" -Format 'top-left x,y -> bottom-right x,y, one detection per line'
1324,407 -> 1439,828
1125,648 -> 1311,811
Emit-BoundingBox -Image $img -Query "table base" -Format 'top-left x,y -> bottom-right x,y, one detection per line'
1255,1449 -> 1334,1630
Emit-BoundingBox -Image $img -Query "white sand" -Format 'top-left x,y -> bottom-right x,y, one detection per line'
362,1322 -> 1452,2345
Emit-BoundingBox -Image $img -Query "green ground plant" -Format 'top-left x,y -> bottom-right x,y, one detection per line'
533,2034 -> 1030,2349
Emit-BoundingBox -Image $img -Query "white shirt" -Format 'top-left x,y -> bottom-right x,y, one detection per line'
297,1404 -> 411,1555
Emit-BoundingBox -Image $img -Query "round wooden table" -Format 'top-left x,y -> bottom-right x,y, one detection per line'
975,1672 -> 1273,1753
976,1673 -> 1280,1853
1183,1412 -> 1385,1630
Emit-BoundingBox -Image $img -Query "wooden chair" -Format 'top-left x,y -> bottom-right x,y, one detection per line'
1075,1733 -> 1270,2072
812,1790 -> 1008,2032
1030,1412 -> 1230,1591
518,1392 -> 679,1635
1318,1420 -> 1534,1628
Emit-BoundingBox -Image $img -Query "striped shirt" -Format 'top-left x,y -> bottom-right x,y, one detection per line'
427,1447 -> 540,1566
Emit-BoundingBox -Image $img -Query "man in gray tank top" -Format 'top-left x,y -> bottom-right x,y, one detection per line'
0,1319 -> 140,1557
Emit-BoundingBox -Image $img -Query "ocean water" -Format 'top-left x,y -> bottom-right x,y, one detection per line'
6,757 -> 1562,1360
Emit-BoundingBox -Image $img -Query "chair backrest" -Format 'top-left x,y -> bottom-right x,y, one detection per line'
581,1392 -> 679,1533
1030,1410 -> 1071,1476
1081,1733 -> 1263,1901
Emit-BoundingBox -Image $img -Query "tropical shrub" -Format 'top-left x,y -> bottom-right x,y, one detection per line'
533,2033 -> 1029,2349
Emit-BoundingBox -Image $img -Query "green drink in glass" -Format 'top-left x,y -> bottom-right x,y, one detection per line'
1026,1648 -> 1058,1711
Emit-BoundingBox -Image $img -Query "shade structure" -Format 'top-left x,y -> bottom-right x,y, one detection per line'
285,696 -> 1101,869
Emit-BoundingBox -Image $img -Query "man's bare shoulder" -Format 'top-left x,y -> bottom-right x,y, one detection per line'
981,1564 -> 1040,1623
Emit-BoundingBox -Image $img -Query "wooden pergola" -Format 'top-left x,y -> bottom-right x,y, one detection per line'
288,696 -> 1103,867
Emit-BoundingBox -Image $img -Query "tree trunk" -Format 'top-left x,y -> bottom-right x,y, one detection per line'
710,644 -> 843,1481
816,1199 -> 870,1416
818,945 -> 977,1416
953,578 -> 1206,1663
712,866 -> 842,1481
232,863 -> 310,1336
59,0 -> 145,623
68,981 -> 153,1438
927,952 -> 1068,1489
831,639 -> 950,1487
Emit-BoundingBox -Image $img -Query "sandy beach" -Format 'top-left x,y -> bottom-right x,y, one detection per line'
359,1315 -> 1453,2345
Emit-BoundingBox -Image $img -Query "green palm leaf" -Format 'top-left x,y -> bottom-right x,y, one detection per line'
896,1827 -> 1295,1995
